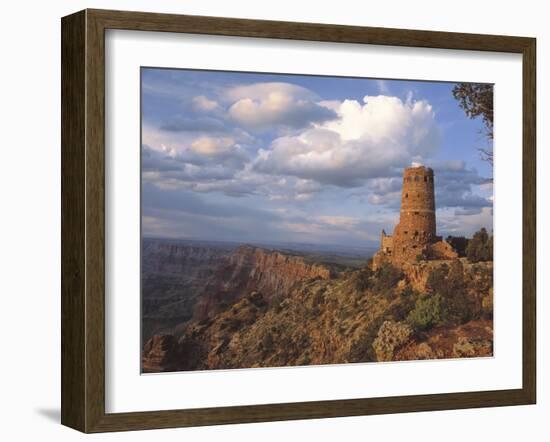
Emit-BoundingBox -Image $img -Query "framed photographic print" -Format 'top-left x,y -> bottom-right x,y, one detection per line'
61,9 -> 536,433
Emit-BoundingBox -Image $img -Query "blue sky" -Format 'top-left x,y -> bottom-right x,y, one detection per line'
141,68 -> 493,248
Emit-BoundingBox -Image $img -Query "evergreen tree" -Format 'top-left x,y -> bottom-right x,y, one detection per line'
466,228 -> 493,262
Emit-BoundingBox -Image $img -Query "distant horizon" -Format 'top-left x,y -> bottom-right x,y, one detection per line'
142,68 -> 493,246
141,227 -> 487,252
142,234 -> 380,250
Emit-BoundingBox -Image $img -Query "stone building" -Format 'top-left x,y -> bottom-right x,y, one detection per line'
373,165 -> 457,268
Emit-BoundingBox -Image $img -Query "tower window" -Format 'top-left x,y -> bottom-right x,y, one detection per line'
414,211 -> 419,215
404,231 -> 408,235
414,176 -> 419,182
405,193 -> 408,198
424,176 -> 428,182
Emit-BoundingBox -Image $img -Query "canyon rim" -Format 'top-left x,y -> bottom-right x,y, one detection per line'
141,68 -> 494,373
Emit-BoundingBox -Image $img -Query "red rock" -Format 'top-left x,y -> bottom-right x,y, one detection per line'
141,334 -> 179,372
194,246 -> 331,320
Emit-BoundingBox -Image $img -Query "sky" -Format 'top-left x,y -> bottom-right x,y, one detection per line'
141,68 -> 493,248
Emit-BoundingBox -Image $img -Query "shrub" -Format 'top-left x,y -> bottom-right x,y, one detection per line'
445,289 -> 476,324
259,332 -> 274,353
426,264 -> 449,294
248,291 -> 267,308
310,288 -> 326,308
471,265 -> 493,293
425,261 -> 478,325
219,316 -> 242,332
371,262 -> 403,295
446,236 -> 469,257
386,296 -> 416,322
349,317 -> 384,362
372,321 -> 413,361
482,288 -> 494,319
466,227 -> 493,262
353,268 -> 372,292
427,261 -> 465,296
400,285 -> 416,298
406,294 -> 445,332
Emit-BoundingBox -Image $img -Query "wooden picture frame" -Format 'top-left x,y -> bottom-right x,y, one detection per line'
61,8 -> 536,433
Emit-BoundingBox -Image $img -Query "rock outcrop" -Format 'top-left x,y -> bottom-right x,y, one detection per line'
428,240 -> 459,260
394,319 -> 493,360
142,243 -> 493,373
141,334 -> 181,372
401,258 -> 492,293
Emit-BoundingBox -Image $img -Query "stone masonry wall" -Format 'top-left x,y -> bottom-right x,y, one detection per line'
391,166 -> 436,264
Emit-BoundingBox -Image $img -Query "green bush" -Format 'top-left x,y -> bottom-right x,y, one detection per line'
386,296 -> 416,322
424,261 -> 480,325
406,294 -> 445,332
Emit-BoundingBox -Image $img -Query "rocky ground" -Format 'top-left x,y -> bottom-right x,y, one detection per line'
142,244 -> 493,372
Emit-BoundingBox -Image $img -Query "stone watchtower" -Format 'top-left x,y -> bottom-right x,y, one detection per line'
392,166 -> 436,262
372,165 -> 457,269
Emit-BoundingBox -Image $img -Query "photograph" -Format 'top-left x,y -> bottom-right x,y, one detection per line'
140,68 -> 495,373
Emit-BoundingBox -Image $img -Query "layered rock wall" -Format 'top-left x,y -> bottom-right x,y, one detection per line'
194,246 -> 331,320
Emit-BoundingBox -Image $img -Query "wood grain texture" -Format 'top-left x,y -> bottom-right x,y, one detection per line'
522,38 -> 537,403
61,8 -> 537,433
61,10 -> 86,432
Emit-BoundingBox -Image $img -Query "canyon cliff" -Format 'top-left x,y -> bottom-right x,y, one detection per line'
142,242 -> 493,372
193,245 -> 332,320
141,239 -> 234,341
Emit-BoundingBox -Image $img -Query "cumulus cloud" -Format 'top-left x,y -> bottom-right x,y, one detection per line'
227,82 -> 337,130
253,95 -> 441,187
141,143 -> 248,191
434,160 -> 492,211
192,95 -> 220,112
318,216 -> 361,229
141,70 -> 493,242
190,136 -> 235,156
142,144 -> 181,172
366,177 -> 403,206
360,159 -> 492,212
454,208 -> 484,216
226,82 -> 316,102
437,207 -> 493,237
322,95 -> 440,153
144,162 -> 235,187
159,116 -> 226,133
